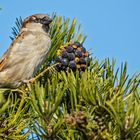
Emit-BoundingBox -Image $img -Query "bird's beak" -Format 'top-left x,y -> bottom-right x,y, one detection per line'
43,17 -> 52,25
48,18 -> 53,24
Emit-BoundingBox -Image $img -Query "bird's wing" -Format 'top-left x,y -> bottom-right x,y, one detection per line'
0,42 -> 16,71
0,57 -> 7,71
0,31 -> 37,72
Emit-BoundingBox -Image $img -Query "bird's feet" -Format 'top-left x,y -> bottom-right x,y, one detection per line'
23,64 -> 58,89
23,78 -> 35,84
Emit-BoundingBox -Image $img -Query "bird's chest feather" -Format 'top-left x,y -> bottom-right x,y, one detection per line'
24,33 -> 51,75
10,32 -> 51,79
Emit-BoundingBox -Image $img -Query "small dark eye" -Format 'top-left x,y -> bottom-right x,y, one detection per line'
42,16 -> 46,20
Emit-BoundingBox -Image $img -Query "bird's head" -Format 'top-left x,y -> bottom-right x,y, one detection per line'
22,14 -> 52,32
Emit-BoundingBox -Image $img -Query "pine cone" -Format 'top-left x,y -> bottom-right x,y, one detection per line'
55,41 -> 91,72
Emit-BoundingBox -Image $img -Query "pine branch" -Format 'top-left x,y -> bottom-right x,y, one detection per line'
0,14 -> 140,140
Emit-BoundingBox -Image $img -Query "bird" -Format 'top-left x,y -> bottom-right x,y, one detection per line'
0,14 -> 52,88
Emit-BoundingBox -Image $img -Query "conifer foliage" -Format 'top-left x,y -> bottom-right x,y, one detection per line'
0,14 -> 140,140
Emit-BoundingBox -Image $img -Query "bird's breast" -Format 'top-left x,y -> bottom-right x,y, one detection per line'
24,33 -> 51,77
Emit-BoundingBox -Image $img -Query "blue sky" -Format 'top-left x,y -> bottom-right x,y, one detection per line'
0,0 -> 140,75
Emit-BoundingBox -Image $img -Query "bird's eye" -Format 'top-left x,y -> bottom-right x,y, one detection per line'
42,16 -> 46,20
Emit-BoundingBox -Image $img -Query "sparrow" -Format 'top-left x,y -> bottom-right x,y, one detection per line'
0,14 -> 52,88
